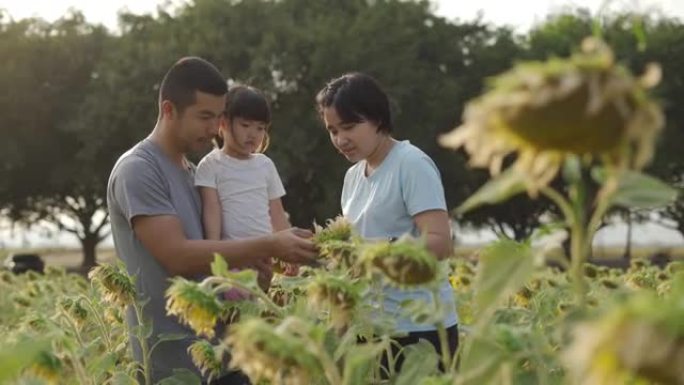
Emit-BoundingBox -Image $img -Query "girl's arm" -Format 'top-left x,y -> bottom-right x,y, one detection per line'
199,186 -> 222,240
413,209 -> 453,260
269,198 -> 291,232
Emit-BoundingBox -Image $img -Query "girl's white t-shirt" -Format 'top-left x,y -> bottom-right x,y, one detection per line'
195,149 -> 285,240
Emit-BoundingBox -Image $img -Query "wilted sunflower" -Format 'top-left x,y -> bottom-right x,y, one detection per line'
318,240 -> 359,269
24,315 -> 50,333
44,266 -> 66,278
166,278 -> 223,338
564,290 -> 684,385
449,274 -> 471,291
513,286 -> 533,308
313,216 -> 354,245
188,339 -> 223,380
306,273 -> 361,329
0,271 -> 13,284
360,238 -> 439,287
27,350 -> 62,385
12,294 -> 32,307
88,263 -> 136,307
226,317 -> 324,385
599,278 -> 620,290
439,37 -> 663,195
60,297 -> 88,327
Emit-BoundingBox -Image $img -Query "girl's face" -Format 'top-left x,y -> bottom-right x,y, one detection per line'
220,116 -> 268,158
322,106 -> 385,163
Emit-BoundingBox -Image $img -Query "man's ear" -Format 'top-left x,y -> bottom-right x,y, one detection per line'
161,100 -> 178,120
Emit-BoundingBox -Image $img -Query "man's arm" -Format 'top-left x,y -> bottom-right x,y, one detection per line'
413,209 -> 453,260
133,215 -> 316,277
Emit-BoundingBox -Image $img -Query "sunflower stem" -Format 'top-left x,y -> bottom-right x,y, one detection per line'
432,287 -> 452,373
133,302 -> 152,385
541,185 -> 589,304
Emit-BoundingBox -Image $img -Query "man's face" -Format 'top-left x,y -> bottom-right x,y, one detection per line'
170,91 -> 226,154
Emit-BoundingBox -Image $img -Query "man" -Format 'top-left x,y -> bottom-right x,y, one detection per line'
107,57 -> 316,384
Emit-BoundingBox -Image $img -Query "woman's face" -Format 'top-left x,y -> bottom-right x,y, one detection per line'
322,106 -> 384,163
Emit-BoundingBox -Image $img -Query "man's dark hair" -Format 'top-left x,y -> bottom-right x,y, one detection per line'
315,72 -> 393,133
159,57 -> 227,114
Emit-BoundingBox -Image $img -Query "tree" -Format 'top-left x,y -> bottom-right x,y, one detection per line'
0,12 -> 111,270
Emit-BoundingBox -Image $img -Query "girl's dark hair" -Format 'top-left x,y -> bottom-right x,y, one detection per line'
315,72 -> 393,133
215,84 -> 272,151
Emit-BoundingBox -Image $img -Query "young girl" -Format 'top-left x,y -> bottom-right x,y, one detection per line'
195,85 -> 292,294
316,73 -> 459,371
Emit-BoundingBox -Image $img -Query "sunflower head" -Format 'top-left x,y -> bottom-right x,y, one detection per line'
13,294 -> 32,307
188,339 -> 223,380
165,278 -> 222,338
449,274 -> 472,291
440,37 -> 664,195
226,317 -> 324,385
564,287 -> 684,385
513,286 -> 534,308
600,278 -> 620,290
27,350 -> 62,385
44,266 -> 66,278
360,238 -> 439,287
313,216 -> 354,245
88,263 -> 136,307
306,273 -> 361,329
24,315 -> 50,333
0,271 -> 13,284
60,297 -> 88,326
317,240 -> 359,268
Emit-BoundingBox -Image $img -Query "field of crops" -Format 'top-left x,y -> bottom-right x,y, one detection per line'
2,230 -> 683,385
3,30 -> 684,385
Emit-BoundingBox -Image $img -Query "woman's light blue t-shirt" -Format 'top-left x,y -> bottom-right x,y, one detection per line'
341,140 -> 458,332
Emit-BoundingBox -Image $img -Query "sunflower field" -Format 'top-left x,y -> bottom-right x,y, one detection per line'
2,37 -> 683,385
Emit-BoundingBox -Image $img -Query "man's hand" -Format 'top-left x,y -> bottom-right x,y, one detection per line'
252,257 -> 273,292
270,227 -> 318,264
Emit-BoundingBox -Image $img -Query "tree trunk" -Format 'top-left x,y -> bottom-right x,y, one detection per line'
624,210 -> 633,261
81,235 -> 99,272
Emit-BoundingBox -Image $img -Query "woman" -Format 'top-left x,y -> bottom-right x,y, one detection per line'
316,72 -> 458,371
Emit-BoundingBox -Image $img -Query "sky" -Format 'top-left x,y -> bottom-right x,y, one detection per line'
0,0 -> 682,248
0,0 -> 682,32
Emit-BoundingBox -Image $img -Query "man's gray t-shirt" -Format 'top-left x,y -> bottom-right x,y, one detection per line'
107,138 -> 206,382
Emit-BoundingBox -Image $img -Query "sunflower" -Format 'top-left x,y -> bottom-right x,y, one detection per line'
226,317 -> 324,385
306,273 -> 361,329
188,339 -> 223,380
439,37 -> 663,195
88,263 -> 136,307
360,238 -> 439,287
313,216 -> 354,245
165,278 -> 223,338
564,289 -> 684,385
27,350 -> 62,385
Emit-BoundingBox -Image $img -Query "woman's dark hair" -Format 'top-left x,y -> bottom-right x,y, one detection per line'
216,84 -> 272,152
315,72 -> 392,133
